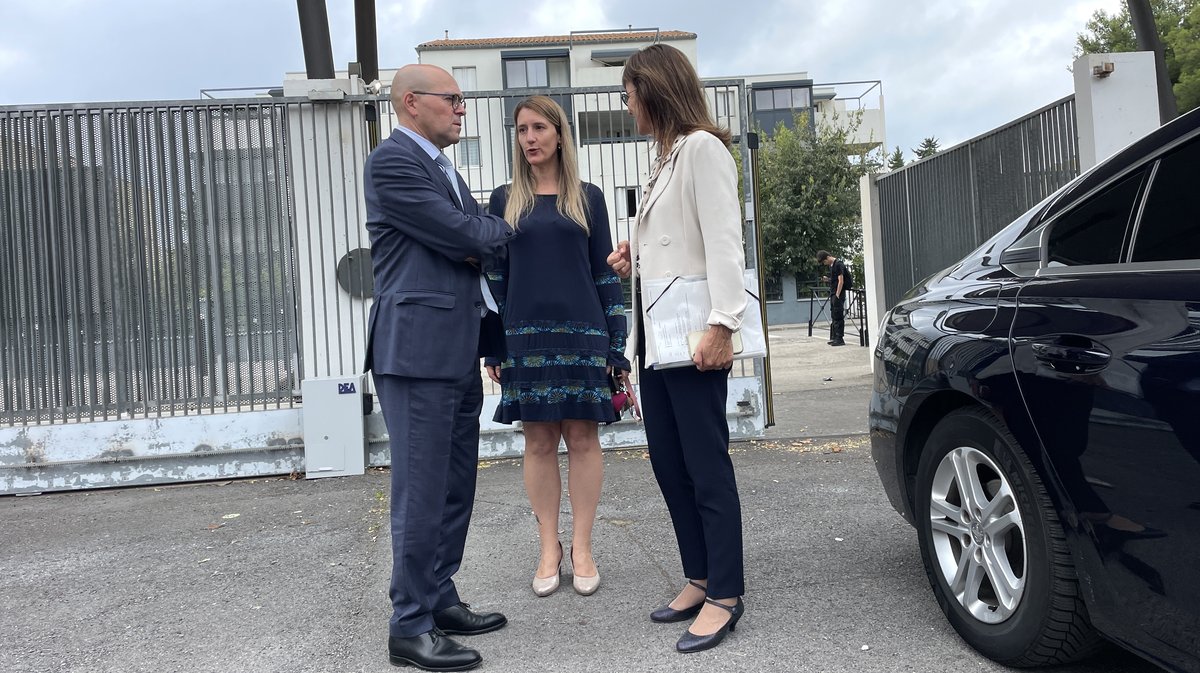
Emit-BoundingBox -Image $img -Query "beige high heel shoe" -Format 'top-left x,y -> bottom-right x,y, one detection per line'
570,546 -> 600,596
532,542 -> 563,597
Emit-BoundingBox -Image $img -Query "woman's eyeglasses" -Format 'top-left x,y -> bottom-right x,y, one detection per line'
620,91 -> 633,106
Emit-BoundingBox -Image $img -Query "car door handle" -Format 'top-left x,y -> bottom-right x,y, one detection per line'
1030,339 -> 1111,374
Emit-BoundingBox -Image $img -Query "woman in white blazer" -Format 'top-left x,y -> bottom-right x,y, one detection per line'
607,44 -> 747,654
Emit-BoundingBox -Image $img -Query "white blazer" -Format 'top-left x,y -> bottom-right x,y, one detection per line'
626,130 -> 747,365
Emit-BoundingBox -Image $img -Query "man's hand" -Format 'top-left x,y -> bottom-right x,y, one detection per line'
692,325 -> 735,371
485,364 -> 502,384
608,241 -> 631,279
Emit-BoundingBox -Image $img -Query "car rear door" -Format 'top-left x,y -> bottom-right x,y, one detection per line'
1009,135 -> 1200,669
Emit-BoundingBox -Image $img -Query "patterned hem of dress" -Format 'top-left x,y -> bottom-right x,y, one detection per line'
493,402 -> 619,425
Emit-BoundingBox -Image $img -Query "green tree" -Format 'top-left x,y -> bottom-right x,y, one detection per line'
1170,2 -> 1200,111
1075,0 -> 1199,113
886,146 -> 905,170
756,111 -> 876,285
912,137 -> 940,158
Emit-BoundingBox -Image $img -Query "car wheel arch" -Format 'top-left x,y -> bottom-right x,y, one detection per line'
900,389 -> 981,514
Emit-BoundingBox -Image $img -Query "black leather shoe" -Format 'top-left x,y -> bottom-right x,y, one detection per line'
388,630 -> 481,671
829,340 -> 846,347
650,580 -> 707,623
676,597 -> 744,653
433,602 -> 507,636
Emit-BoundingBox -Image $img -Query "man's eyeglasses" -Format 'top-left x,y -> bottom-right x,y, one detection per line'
412,91 -> 466,110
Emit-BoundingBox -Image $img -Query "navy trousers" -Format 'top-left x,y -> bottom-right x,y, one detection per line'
373,369 -> 483,638
639,361 -> 745,599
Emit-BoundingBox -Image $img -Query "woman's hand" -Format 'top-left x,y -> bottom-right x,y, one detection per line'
692,325 -> 735,371
618,368 -> 642,420
485,364 -> 502,384
607,241 -> 632,279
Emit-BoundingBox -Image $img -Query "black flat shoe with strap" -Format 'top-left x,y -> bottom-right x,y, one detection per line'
675,597 -> 744,653
649,580 -> 707,623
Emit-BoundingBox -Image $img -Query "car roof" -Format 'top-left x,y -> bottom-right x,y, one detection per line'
1041,104 -> 1200,222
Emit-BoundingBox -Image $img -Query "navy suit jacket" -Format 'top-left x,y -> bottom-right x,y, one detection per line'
363,128 -> 514,380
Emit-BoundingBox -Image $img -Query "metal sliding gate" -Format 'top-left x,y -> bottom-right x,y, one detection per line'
0,80 -> 769,494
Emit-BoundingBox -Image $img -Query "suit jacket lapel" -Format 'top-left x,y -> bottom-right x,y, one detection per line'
390,129 -> 465,211
637,134 -> 689,222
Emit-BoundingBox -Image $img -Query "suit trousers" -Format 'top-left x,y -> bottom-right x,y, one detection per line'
638,361 -> 745,599
373,369 -> 483,637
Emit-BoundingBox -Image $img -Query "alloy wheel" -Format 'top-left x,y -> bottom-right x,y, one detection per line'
928,445 -> 1027,623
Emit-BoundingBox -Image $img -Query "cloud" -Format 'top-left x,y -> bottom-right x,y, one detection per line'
528,0 -> 609,34
0,47 -> 27,72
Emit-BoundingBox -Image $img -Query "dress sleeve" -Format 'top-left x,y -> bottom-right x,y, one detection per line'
483,186 -> 512,368
585,184 -> 630,370
484,186 -> 511,316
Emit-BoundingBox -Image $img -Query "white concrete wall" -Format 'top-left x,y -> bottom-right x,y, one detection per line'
420,47 -> 507,89
859,173 -> 885,355
1073,51 -> 1160,170
815,98 -> 886,150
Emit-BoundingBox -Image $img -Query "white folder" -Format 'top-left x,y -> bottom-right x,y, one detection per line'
641,269 -> 767,369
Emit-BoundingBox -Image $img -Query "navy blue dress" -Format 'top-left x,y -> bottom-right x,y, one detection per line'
485,183 -> 629,424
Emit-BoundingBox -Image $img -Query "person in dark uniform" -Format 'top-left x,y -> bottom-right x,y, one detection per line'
818,250 -> 848,346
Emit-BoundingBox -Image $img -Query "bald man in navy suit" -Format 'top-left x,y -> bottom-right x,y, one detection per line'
364,64 -> 514,672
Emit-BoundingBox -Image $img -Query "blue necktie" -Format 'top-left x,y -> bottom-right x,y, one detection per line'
434,153 -> 463,206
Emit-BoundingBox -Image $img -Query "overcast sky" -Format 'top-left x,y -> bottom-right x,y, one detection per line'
0,0 -> 1123,159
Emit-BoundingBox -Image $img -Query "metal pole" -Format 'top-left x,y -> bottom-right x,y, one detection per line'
747,131 -> 774,428
354,0 -> 381,150
296,0 -> 335,80
1126,0 -> 1179,123
354,0 -> 379,85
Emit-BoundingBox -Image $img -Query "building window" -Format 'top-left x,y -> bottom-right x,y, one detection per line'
452,67 -> 477,92
754,86 -> 812,111
715,91 -> 734,119
458,137 -> 481,168
505,127 -> 516,178
576,110 -> 643,144
505,57 -> 569,89
616,187 -> 641,220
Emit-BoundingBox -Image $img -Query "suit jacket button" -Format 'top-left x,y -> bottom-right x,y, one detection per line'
659,235 -> 671,245
474,301 -> 483,308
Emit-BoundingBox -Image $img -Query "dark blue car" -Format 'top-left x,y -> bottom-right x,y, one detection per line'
870,104 -> 1200,672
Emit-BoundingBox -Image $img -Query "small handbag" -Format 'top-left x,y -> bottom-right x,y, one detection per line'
609,371 -> 640,419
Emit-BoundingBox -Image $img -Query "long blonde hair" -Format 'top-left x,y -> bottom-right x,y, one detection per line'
503,95 -> 589,233
622,44 -> 731,151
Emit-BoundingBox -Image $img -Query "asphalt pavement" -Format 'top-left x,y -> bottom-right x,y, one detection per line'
0,324 -> 1163,672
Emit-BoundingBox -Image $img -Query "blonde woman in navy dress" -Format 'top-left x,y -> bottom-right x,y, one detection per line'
484,95 -> 629,598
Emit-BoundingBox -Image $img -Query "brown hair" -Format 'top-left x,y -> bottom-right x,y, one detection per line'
503,95 -> 589,233
623,44 -> 731,151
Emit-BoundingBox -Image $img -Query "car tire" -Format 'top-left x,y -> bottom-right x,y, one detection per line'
914,407 -> 1102,666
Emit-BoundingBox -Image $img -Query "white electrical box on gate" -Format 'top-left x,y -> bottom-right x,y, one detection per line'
301,374 -> 367,479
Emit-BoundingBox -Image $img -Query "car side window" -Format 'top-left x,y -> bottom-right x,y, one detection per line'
1046,170 -> 1144,267
1131,137 -> 1200,263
